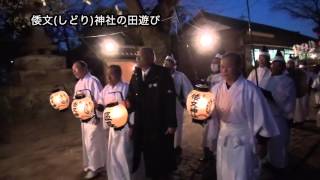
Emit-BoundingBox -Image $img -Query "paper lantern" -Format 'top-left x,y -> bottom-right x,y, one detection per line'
186,84 -> 214,121
49,90 -> 70,111
103,102 -> 128,129
71,90 -> 95,122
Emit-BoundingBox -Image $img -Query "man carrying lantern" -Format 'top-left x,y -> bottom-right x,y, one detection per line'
210,53 -> 279,180
126,48 -> 177,180
72,61 -> 106,179
163,55 -> 193,159
98,65 -> 132,180
264,51 -> 296,171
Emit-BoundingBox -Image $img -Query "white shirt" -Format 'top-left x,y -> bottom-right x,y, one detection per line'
142,67 -> 151,81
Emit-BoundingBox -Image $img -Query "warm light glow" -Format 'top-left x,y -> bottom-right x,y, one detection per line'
41,0 -> 47,6
83,0 -> 92,5
197,97 -> 208,109
194,27 -> 219,54
103,103 -> 128,129
71,94 -> 95,121
49,90 -> 70,111
186,89 -> 215,120
100,38 -> 119,56
310,53 -> 318,59
132,64 -> 137,71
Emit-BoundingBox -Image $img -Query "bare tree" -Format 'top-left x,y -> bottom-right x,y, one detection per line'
272,0 -> 320,37
124,0 -> 179,64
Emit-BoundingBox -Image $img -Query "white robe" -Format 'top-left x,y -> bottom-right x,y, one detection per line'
172,71 -> 193,148
74,72 -> 106,172
312,75 -> 320,105
312,75 -> 320,127
265,74 -> 296,168
204,73 -> 223,150
294,70 -> 312,123
247,67 -> 271,89
99,82 -> 132,180
212,76 -> 279,180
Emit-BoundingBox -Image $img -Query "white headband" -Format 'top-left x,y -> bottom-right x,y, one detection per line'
165,55 -> 177,64
215,53 -> 223,59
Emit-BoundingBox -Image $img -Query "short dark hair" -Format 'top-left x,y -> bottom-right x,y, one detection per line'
139,47 -> 155,62
222,53 -> 242,66
108,65 -> 122,79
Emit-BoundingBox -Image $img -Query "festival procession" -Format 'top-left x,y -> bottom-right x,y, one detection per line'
0,0 -> 320,180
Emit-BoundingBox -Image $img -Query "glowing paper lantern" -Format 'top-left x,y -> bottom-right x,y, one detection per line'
49,90 -> 70,111
186,84 -> 214,121
71,90 -> 95,122
103,102 -> 128,129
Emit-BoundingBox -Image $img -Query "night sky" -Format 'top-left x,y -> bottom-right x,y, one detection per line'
182,0 -> 316,38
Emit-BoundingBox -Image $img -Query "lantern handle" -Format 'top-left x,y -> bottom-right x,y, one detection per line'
51,84 -> 71,95
76,89 -> 94,99
75,88 -> 99,123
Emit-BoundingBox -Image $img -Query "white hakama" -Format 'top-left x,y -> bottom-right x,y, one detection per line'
74,72 -> 106,172
212,76 -> 279,180
99,82 -> 132,180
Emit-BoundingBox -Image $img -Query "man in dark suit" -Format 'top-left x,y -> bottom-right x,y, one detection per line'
126,47 -> 177,180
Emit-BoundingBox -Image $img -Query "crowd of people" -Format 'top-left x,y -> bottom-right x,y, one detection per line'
71,47 -> 320,180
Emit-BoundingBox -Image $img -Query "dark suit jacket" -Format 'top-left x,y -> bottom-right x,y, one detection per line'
127,64 -> 177,177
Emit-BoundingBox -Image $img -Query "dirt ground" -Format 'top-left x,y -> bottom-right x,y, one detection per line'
0,108 -> 320,180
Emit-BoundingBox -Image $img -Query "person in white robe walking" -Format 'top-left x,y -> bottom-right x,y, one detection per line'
72,61 -> 106,179
98,65 -> 132,180
163,55 -> 193,156
210,53 -> 279,180
265,54 -> 296,169
311,72 -> 320,127
247,47 -> 271,89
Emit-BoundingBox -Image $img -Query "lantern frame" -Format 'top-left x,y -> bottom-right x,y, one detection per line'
49,86 -> 70,112
103,101 -> 128,130
72,89 -> 97,123
187,83 -> 215,124
101,91 -> 128,130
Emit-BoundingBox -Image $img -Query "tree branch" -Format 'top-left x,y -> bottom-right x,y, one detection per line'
124,0 -> 144,14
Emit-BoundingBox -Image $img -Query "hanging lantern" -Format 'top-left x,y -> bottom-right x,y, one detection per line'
186,84 -> 215,121
49,89 -> 70,111
103,102 -> 128,129
71,90 -> 95,122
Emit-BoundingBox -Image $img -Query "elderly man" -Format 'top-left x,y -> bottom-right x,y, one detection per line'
211,53 -> 279,180
265,52 -> 296,170
72,61 -> 106,179
163,55 -> 193,157
98,65 -> 132,180
247,47 -> 271,89
126,48 -> 177,180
